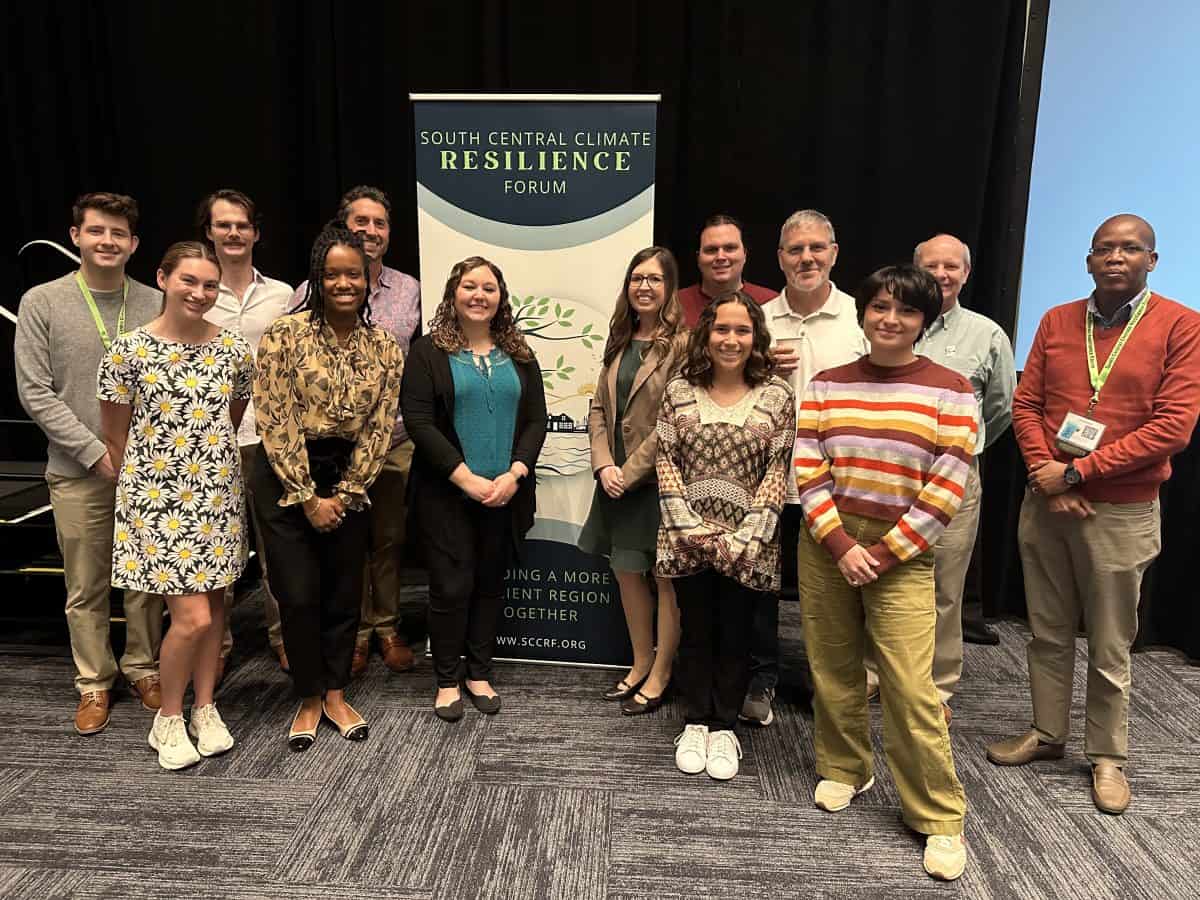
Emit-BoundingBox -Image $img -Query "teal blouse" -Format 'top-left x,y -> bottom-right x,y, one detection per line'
449,348 -> 521,479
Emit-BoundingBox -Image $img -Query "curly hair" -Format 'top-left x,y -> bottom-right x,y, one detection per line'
602,246 -> 684,367
428,256 -> 533,362
681,291 -> 776,388
291,220 -> 373,326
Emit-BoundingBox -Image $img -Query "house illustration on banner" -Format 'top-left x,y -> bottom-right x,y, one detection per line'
546,402 -> 589,434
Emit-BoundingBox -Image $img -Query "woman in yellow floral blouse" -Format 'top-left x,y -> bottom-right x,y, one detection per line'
250,222 -> 402,751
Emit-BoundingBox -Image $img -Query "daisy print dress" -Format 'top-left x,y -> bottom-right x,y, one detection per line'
97,327 -> 254,595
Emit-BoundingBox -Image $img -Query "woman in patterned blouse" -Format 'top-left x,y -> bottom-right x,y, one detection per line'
793,266 -> 977,881
250,223 -> 402,752
98,241 -> 253,771
656,291 -> 794,782
401,257 -> 546,722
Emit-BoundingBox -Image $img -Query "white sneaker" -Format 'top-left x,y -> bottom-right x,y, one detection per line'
705,730 -> 743,780
814,776 -> 875,812
188,703 -> 235,757
923,834 -> 966,881
674,724 -> 708,774
148,712 -> 201,771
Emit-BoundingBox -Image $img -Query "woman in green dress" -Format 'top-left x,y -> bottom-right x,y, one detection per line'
579,247 -> 686,715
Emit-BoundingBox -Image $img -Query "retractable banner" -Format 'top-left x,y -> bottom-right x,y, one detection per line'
410,93 -> 659,667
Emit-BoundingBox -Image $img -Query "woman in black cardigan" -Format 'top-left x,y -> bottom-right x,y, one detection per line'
401,256 -> 547,721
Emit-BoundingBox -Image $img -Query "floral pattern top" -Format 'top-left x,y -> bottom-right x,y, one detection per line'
97,327 -> 254,594
253,312 -> 403,509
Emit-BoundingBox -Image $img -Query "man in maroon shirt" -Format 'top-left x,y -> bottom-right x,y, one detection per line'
987,214 -> 1200,815
677,214 -> 777,328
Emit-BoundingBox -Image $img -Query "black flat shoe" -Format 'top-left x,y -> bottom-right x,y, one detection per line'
322,702 -> 369,741
463,682 -> 502,715
435,696 -> 464,722
288,705 -> 318,752
621,689 -> 666,716
602,673 -> 648,702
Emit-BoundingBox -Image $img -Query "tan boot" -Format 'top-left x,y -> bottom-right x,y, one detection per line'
129,674 -> 162,711
75,690 -> 112,735
1091,763 -> 1131,814
986,730 -> 1065,766
379,634 -> 415,672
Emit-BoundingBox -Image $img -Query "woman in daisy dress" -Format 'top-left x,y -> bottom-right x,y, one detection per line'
98,241 -> 253,771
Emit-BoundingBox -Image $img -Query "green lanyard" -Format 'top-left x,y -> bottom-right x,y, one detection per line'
75,271 -> 128,351
1085,287 -> 1150,414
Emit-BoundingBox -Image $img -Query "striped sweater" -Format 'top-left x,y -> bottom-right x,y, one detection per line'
794,356 -> 978,574
656,375 -> 795,592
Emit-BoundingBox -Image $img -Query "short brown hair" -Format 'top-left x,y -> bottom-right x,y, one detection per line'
337,185 -> 391,224
72,192 -> 139,233
194,188 -> 260,238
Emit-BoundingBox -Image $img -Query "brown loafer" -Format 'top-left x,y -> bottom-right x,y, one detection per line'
379,634 -> 415,672
75,690 -> 112,735
273,644 -> 290,673
1092,763 -> 1130,814
129,674 -> 161,711
987,730 -> 1065,766
350,641 -> 370,679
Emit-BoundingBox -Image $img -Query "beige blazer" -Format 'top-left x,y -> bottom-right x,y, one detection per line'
588,332 -> 687,490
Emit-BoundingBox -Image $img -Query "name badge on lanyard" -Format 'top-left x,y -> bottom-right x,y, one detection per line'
76,271 -> 128,351
1055,288 -> 1150,457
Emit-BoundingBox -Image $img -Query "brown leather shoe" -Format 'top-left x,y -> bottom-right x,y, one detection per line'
273,644 -> 290,673
75,690 -> 111,735
987,730 -> 1065,766
129,674 -> 162,711
351,641 -> 370,679
379,634 -> 415,672
942,703 -> 953,726
1092,763 -> 1131,814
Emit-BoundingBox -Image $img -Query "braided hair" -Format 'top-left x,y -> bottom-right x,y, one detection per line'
292,220 -> 373,326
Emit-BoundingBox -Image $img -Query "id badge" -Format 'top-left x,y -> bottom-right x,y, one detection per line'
1055,411 -> 1106,457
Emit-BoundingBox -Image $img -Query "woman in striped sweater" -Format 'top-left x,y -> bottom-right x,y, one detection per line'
656,292 -> 794,782
794,265 -> 978,882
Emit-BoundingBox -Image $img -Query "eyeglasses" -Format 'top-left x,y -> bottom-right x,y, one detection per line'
1088,243 -> 1150,258
210,221 -> 254,234
629,274 -> 665,287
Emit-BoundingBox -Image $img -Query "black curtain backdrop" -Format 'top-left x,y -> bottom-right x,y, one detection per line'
3,2 -> 1195,659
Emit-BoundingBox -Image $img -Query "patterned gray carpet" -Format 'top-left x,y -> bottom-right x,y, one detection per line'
0,589 -> 1196,900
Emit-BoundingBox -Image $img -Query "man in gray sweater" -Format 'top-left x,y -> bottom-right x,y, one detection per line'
14,192 -> 164,736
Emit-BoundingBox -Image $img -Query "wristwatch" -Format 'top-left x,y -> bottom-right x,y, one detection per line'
1063,462 -> 1082,487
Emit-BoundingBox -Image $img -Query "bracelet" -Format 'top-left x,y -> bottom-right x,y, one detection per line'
303,496 -> 321,515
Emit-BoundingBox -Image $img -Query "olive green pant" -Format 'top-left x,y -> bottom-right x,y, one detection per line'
800,513 -> 966,835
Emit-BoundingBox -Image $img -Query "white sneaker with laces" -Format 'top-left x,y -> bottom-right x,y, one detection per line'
148,712 -> 201,771
814,775 -> 876,811
188,704 -> 235,757
673,724 -> 708,774
923,833 -> 966,881
705,730 -> 743,780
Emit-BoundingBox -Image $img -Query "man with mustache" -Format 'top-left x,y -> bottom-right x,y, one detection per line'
861,233 -> 1015,722
740,209 -> 867,727
293,185 -> 421,677
198,188 -> 294,680
988,214 -> 1200,815
14,192 -> 164,734
677,214 -> 776,328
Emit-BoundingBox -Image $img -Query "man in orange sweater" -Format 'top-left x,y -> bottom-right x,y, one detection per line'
987,214 -> 1200,815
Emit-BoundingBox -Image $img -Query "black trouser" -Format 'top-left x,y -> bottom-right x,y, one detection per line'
251,441 -> 366,698
675,568 -> 762,731
423,499 -> 513,688
748,503 -> 802,693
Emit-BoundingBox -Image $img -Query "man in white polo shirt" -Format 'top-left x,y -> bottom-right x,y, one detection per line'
740,209 -> 868,726
197,188 -> 294,679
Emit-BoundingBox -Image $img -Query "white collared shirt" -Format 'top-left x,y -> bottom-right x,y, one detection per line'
204,268 -> 294,446
762,282 -> 869,502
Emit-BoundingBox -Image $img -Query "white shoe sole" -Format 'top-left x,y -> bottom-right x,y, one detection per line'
815,775 -> 875,812
676,754 -> 706,775
148,730 -> 201,771
706,763 -> 738,781
738,708 -> 774,726
188,725 -> 234,757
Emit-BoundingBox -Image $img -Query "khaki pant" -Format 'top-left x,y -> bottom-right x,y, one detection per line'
358,440 -> 412,644
47,472 -> 163,693
800,513 -> 966,835
222,444 -> 284,658
1018,490 -> 1160,765
866,457 -> 981,703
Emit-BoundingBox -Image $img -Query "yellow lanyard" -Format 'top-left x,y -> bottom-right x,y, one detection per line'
1085,288 -> 1150,414
76,271 -> 128,351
